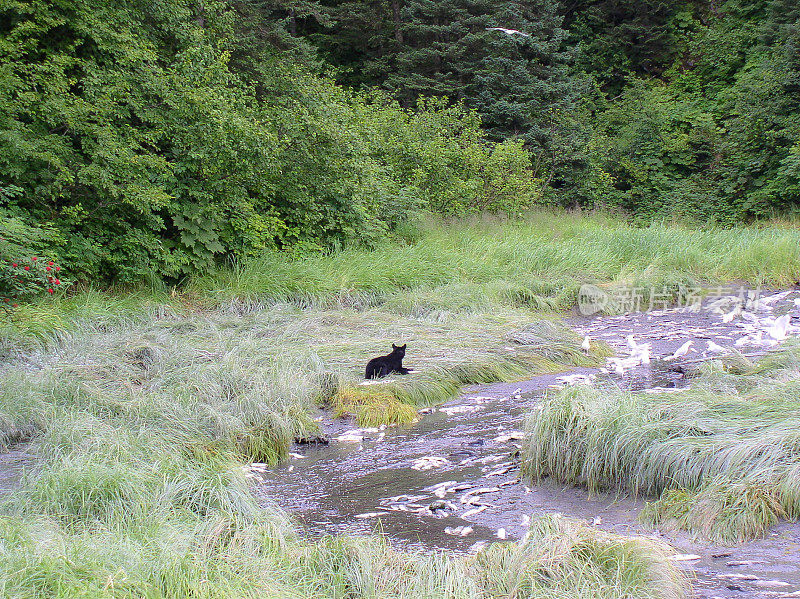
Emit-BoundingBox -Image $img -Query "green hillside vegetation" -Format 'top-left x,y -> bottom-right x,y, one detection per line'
3,1 -> 800,288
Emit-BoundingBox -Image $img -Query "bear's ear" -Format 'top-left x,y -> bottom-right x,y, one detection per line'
400,344 -> 406,350
392,343 -> 398,349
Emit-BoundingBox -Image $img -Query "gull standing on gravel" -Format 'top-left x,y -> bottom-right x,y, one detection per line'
706,340 -> 727,354
665,340 -> 693,361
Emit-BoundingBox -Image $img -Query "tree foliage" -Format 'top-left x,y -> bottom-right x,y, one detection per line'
0,0 -> 538,282
2,0 -> 799,285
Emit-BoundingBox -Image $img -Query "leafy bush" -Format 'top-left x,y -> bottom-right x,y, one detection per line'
0,211 -> 68,313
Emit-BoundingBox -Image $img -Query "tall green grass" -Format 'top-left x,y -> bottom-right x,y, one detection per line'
192,211 -> 800,310
4,211 -> 800,350
4,210 -> 799,595
522,341 -> 800,543
0,315 -> 685,597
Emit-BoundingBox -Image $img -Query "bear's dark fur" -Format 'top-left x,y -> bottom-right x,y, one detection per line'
365,343 -> 411,379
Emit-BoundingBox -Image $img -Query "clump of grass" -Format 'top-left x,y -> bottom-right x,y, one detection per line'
332,386 -> 418,427
471,514 -> 687,599
642,481 -> 786,544
522,341 -> 800,542
296,535 -> 479,597
289,515 -> 687,599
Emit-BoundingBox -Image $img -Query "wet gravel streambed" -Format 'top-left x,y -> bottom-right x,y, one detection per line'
253,289 -> 800,599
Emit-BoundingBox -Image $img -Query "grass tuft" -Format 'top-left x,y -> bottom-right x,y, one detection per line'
332,386 -> 418,427
522,341 -> 800,542
471,514 -> 688,599
641,481 -> 786,544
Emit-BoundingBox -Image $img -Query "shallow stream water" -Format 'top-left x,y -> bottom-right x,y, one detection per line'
254,289 -> 800,599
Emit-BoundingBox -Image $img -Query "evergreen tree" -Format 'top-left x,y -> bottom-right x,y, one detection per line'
561,0 -> 698,94
300,1 -> 583,185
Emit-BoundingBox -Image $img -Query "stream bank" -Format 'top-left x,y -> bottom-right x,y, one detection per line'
254,288 -> 800,599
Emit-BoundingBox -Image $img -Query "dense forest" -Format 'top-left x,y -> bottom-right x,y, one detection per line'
1,0 -> 799,284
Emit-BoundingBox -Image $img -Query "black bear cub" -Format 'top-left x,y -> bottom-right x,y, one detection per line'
365,343 -> 411,379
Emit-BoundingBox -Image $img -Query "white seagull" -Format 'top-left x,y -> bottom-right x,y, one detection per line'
486,27 -> 531,37
627,335 -> 651,364
665,340 -> 693,361
581,336 -> 591,353
767,314 -> 791,341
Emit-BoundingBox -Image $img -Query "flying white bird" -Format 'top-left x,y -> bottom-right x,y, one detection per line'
767,313 -> 791,341
627,335 -> 651,364
486,27 -> 531,37
665,340 -> 693,361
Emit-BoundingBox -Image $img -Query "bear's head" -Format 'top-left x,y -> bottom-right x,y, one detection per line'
391,343 -> 407,357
